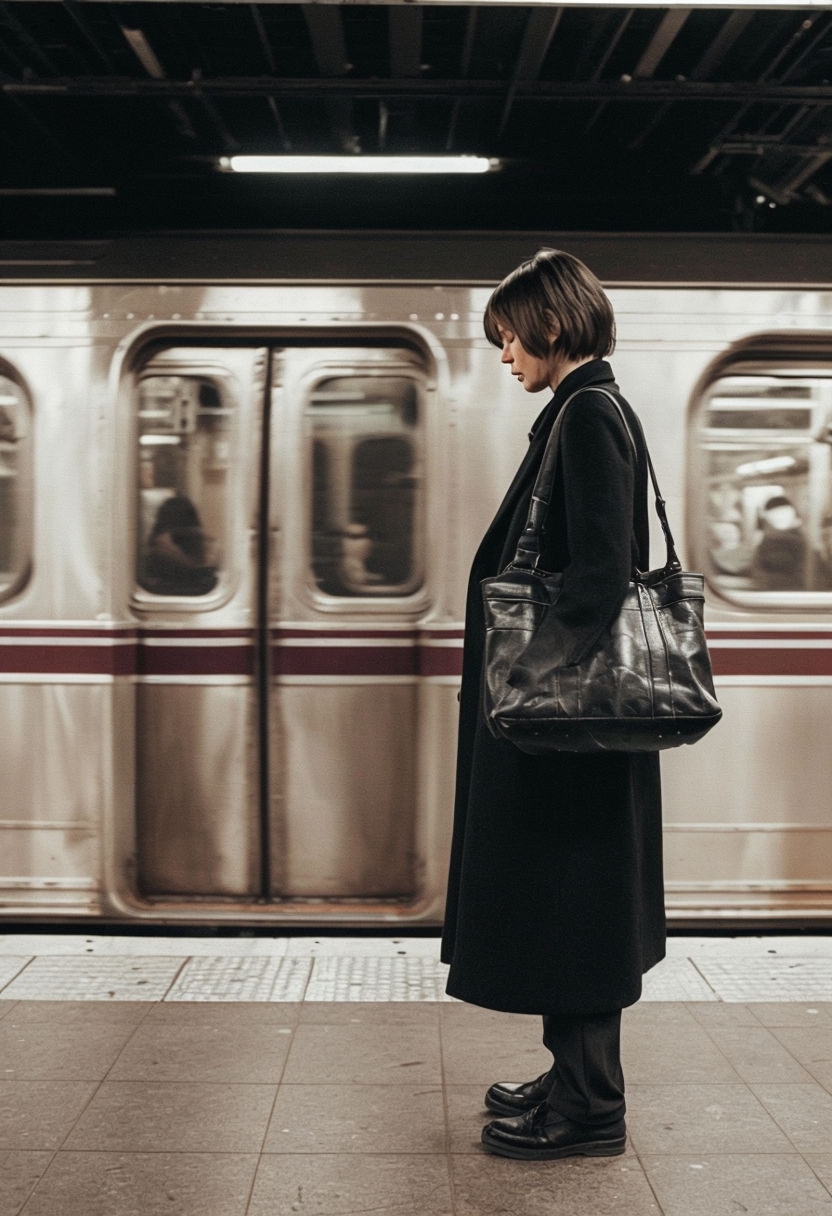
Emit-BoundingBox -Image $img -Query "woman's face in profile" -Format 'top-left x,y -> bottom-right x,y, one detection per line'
495,323 -> 563,393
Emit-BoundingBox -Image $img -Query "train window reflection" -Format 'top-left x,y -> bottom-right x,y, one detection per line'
697,374 -> 832,599
136,371 -> 236,597
0,370 -> 31,599
307,374 -> 423,597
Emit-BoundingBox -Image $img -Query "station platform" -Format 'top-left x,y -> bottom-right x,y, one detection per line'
0,933 -> 830,1215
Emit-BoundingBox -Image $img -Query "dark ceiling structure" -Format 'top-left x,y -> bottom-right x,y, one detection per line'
2,1 -> 832,236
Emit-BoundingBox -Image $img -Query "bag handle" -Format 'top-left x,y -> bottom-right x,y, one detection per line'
512,385 -> 682,576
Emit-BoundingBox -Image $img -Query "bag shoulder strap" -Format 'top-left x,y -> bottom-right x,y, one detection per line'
512,385 -> 682,575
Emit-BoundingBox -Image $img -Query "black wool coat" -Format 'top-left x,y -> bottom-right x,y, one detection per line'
441,359 -> 666,1016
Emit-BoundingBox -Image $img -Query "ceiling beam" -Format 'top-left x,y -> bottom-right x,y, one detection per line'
5,75 -> 831,105
689,9 -> 753,80
118,17 -> 199,141
249,4 -> 292,149
389,6 -> 423,78
303,4 -> 350,75
625,9 -> 692,152
62,0 -> 119,72
497,7 -> 562,136
0,3 -> 60,74
444,7 -> 477,151
632,9 -> 691,78
303,5 -> 358,152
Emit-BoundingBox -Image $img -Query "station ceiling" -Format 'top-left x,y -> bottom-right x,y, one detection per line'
2,1 -> 832,237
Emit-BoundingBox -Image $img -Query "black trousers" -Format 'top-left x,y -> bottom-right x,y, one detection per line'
541,1010 -> 625,1126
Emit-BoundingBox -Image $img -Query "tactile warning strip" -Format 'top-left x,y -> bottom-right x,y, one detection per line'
0,955 -> 186,1000
693,957 -> 832,1002
0,938 -> 831,1002
304,955 -> 452,1001
165,956 -> 312,1002
641,957 -> 718,1001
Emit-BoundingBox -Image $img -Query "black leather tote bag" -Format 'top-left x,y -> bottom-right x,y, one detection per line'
481,388 -> 722,754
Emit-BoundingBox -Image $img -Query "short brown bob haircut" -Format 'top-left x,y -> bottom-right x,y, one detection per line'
483,248 -> 616,361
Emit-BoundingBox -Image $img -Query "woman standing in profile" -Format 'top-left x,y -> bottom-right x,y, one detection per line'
441,249 -> 665,1161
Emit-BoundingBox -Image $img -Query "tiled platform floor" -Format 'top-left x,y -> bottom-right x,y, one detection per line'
0,935 -> 829,1214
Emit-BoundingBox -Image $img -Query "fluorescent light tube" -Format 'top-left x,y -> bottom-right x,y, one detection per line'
221,155 -> 495,175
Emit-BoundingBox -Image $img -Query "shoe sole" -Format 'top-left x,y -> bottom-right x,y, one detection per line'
481,1130 -> 626,1160
484,1095 -> 542,1117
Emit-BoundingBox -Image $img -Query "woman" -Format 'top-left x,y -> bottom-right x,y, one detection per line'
441,249 -> 665,1161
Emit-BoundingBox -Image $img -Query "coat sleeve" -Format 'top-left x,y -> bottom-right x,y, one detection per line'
507,393 -> 635,682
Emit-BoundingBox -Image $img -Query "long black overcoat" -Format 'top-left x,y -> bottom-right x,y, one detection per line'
441,359 -> 666,1015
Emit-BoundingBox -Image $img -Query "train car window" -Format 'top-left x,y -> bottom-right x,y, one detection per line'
0,369 -> 31,600
306,374 -> 423,597
695,372 -> 832,603
136,370 -> 236,597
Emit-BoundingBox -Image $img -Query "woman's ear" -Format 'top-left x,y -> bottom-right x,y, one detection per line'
543,309 -> 561,346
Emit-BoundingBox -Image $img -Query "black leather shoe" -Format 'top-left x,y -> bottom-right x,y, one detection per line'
482,1102 -> 626,1160
485,1070 -> 553,1116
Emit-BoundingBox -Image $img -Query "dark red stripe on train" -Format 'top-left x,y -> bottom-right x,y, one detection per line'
0,641 -> 138,676
0,628 -> 136,676
272,646 -> 413,678
710,648 -> 832,677
707,630 -> 832,677
0,629 -> 465,677
136,629 -> 253,677
3,627 -> 832,679
271,629 -> 464,678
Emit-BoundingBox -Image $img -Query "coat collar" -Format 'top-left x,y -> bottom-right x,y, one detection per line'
528,359 -> 617,440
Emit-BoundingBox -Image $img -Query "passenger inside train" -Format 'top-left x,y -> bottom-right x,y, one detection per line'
750,495 -> 809,590
140,495 -> 219,597
338,522 -> 385,589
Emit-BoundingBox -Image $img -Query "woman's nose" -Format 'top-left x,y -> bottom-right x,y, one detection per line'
501,345 -> 513,364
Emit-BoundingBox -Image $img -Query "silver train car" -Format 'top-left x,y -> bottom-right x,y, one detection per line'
1,230 -> 832,927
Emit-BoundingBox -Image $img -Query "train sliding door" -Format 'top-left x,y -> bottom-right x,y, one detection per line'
133,336 -> 430,915
266,347 -> 427,905
134,345 -> 267,900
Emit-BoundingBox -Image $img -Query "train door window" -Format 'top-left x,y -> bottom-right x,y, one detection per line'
0,368 -> 32,600
693,362 -> 832,604
306,372 -> 424,597
135,360 -> 239,598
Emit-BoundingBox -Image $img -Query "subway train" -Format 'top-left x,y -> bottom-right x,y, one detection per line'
1,229 -> 832,928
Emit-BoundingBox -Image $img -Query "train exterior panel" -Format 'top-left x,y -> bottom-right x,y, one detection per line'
1,232 -> 831,926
